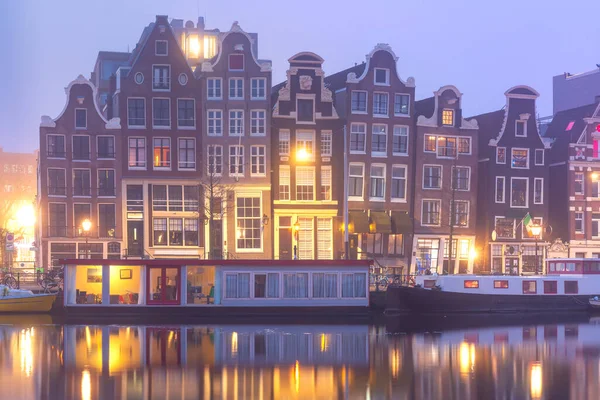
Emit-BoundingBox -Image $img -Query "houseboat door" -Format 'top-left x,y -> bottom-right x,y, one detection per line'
147,266 -> 181,305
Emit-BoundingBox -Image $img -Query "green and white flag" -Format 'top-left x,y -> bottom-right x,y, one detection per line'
522,213 -> 533,231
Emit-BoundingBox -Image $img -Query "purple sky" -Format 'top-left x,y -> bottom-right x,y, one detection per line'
2,0 -> 599,153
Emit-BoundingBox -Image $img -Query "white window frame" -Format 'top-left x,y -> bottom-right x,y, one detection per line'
495,176 -> 506,203
575,212 -> 584,234
373,92 -> 389,117
535,149 -> 545,166
47,167 -> 67,197
234,192 -> 263,253
152,97 -> 171,129
371,124 -> 388,157
369,163 -> 386,201
152,137 -> 171,170
127,97 -> 146,128
421,199 -> 442,227
279,130 -> 290,156
495,216 -> 516,239
177,137 -> 196,171
442,109 -> 454,126
511,147 -> 530,169
351,90 -> 368,114
72,135 -> 91,161
207,109 -> 223,136
152,64 -> 171,91
296,166 -> 316,201
250,109 -> 266,136
515,120 -> 527,137
250,145 -> 266,177
296,131 -> 315,161
374,68 -> 390,85
316,218 -> 333,260
128,137 -> 146,170
321,131 -> 332,157
348,162 -> 365,200
97,169 -> 116,198
496,147 -> 507,164
155,40 -> 168,56
424,134 -> 437,153
47,134 -> 66,159
72,168 -> 91,198
510,177 -> 529,209
392,125 -> 409,156
75,108 -> 87,130
320,166 -> 332,201
96,135 -> 115,159
390,164 -> 407,202
452,166 -> 471,191
279,165 -> 290,201
349,123 -> 367,154
296,96 -> 315,124
451,200 -> 470,228
176,98 -> 196,129
250,78 -> 267,100
229,110 -> 244,136
457,136 -> 472,155
423,164 -> 442,190
207,78 -> 223,100
229,77 -> 244,100
229,145 -> 245,177
534,177 -> 544,205
574,172 -> 584,195
394,93 -> 410,116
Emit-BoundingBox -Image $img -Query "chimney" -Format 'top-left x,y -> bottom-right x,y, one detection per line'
197,17 -> 205,31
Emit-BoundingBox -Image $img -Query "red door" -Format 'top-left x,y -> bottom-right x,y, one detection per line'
147,266 -> 181,305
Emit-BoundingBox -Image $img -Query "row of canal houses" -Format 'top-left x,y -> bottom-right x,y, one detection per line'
38,15 -> 559,275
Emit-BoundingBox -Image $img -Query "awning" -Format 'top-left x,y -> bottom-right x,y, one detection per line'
348,211 -> 369,234
391,211 -> 412,234
370,211 -> 392,233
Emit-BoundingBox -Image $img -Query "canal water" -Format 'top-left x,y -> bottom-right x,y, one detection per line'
1,315 -> 599,399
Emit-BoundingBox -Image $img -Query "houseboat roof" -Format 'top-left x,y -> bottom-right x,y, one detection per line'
59,259 -> 373,267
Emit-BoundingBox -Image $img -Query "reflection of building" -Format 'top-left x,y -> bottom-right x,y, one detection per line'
0,147 -> 37,268
473,86 -> 551,274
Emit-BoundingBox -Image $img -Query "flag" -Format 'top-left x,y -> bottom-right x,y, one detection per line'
522,213 -> 533,232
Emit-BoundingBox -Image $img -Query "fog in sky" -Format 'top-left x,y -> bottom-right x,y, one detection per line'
0,0 -> 598,153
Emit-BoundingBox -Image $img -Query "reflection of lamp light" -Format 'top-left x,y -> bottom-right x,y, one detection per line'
81,370 -> 91,400
530,362 -> 542,399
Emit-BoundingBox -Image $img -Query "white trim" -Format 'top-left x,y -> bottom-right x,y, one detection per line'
422,164 -> 442,190
510,177 -> 529,209
207,77 -> 223,100
151,64 -> 171,92
441,109 -> 454,126
348,162 -> 365,201
350,90 -> 368,114
47,167 -> 67,198
511,147 -> 530,169
390,164 -> 408,202
127,136 -> 147,170
207,109 -> 223,136
494,216 -> 516,240
349,122 -> 367,154
46,134 -> 66,159
372,92 -> 389,117
373,67 -> 390,86
452,165 -> 471,191
250,145 -> 267,177
515,119 -> 527,137
393,92 -> 411,117
371,123 -> 388,157
250,109 -> 267,137
176,98 -> 196,130
126,97 -> 146,129
72,168 -> 92,198
96,135 -> 116,160
71,134 -> 91,161
496,147 -> 507,164
421,198 -> 442,227
535,149 -> 545,166
392,125 -> 409,156
151,97 -> 171,129
228,109 -> 245,136
534,177 -> 544,205
228,77 -> 244,100
207,144 -> 224,176
295,94 -> 316,124
228,145 -> 245,177
354,43 -> 415,88
368,163 -> 386,201
495,176 -> 506,204
177,137 -> 197,171
97,168 -> 116,198
250,77 -> 267,100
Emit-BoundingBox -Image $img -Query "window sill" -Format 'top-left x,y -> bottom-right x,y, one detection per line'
374,82 -> 390,87
153,167 -> 172,171
127,125 -> 146,129
348,196 -> 364,202
128,166 -> 147,171
74,127 -> 87,130
152,88 -> 171,92
373,114 -> 389,118
369,197 -> 385,202
177,125 -> 196,130
390,198 -> 407,203
207,133 -> 224,137
421,223 -> 441,227
207,97 -> 223,101
371,153 -> 387,158
392,152 -> 409,157
393,113 -> 410,118
250,133 -> 267,137
351,110 -> 368,115
511,166 -> 530,170
228,133 -> 245,137
251,97 -> 267,101
178,167 -> 197,172
152,126 -> 172,130
422,187 -> 442,190
72,159 -> 91,162
349,151 -> 366,155
509,205 -> 529,209
229,97 -> 244,101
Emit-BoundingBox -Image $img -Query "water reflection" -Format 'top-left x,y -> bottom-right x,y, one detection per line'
4,319 -> 600,398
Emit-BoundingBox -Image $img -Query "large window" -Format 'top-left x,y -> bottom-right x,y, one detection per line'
495,217 -> 516,239
229,145 -> 244,176
296,166 -> 315,200
349,164 -> 364,198
351,91 -> 367,113
511,148 -> 529,169
321,166 -> 332,200
128,138 -> 146,168
297,99 -> 314,122
451,201 -> 469,227
394,94 -> 409,116
391,165 -> 407,200
321,131 -> 332,156
250,145 -> 266,176
279,131 -> 290,155
298,218 -> 313,259
511,177 -> 528,208
534,178 -> 543,204
496,176 -> 505,203
98,170 -> 115,196
48,169 -> 66,196
373,93 -> 388,116
229,78 -> 244,99
153,138 -> 171,168
229,110 -> 244,136
370,165 -> 385,199
72,136 -> 90,160
452,167 -> 470,191
283,273 -> 308,298
350,123 -> 366,153
73,169 -> 91,196
422,200 -> 441,226
251,78 -> 266,99
127,98 -> 145,127
47,135 -> 65,158
254,273 -> 279,298
442,109 -> 454,126
424,135 -> 436,152
178,138 -> 196,170
317,218 -> 333,259
98,204 -> 116,237
207,78 -> 222,99
250,110 -> 266,136
437,137 -> 456,158
371,124 -> 387,155
574,172 -> 584,194
207,145 -> 223,175
236,196 -> 262,250
177,99 -> 195,128
207,110 -> 222,136
392,126 -> 408,155
279,166 -> 290,200
296,131 -> 315,161
152,98 -> 170,127
153,217 -> 199,246
313,273 -> 337,298
152,185 -> 199,212
152,65 -> 170,90
225,273 -> 250,298
48,203 -> 67,237
423,165 -> 442,189
97,136 -> 115,159
342,273 -> 367,298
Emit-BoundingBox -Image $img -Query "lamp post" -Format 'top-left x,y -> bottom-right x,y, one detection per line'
293,220 -> 300,260
530,224 -> 542,275
82,219 -> 92,259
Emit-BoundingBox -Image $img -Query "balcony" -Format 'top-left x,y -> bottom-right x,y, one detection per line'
47,225 -> 120,239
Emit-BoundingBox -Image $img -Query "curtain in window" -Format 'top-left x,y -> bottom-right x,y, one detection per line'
225,274 -> 238,298
313,273 -> 324,297
284,273 -> 308,298
324,274 -> 338,298
237,273 -> 250,298
354,273 -> 366,297
313,273 -> 337,298
266,273 -> 279,298
342,274 -> 354,298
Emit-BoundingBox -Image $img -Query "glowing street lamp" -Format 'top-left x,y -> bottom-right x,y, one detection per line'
82,219 -> 92,259
15,204 -> 35,228
530,224 -> 542,274
296,148 -> 309,162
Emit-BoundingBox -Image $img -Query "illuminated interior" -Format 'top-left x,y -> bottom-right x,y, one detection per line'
186,266 -> 216,305
109,265 -> 142,304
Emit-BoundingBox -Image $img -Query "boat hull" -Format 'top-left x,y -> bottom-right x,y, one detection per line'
386,286 -> 591,314
0,294 -> 57,313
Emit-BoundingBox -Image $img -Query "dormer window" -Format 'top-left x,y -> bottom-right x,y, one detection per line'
374,68 -> 390,85
155,40 -> 168,56
297,99 -> 314,123
442,109 -> 454,126
229,54 -> 244,71
516,120 -> 527,137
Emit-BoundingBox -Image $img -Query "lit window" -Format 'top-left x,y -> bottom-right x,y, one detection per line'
494,280 -> 509,289
296,131 -> 315,161
321,166 -> 332,200
464,280 -> 479,289
496,147 -> 506,164
511,148 -> 529,169
424,135 -> 436,152
296,167 -> 315,200
442,109 -> 454,126
153,138 -> 170,168
278,131 -> 290,155
523,281 -> 537,294
279,166 -> 290,200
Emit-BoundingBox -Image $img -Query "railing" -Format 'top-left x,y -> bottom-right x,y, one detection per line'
72,152 -> 91,161
47,226 -> 119,239
152,78 -> 171,90
122,248 -> 154,260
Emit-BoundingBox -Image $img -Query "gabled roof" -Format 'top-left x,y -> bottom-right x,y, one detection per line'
128,22 -> 156,66
544,103 -> 598,156
323,63 -> 366,92
470,109 -> 505,155
415,96 -> 435,119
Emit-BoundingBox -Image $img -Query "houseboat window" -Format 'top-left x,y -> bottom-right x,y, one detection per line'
464,280 -> 479,289
494,280 -> 509,289
283,273 -> 309,298
423,280 -> 436,288
69,266 -> 103,305
312,273 -> 338,298
543,281 -> 557,294
548,263 -> 555,272
523,281 -> 537,294
342,273 -> 367,298
587,262 -> 600,272
109,266 -> 142,304
187,266 -> 216,304
564,281 -> 578,294
225,273 -> 250,298
555,263 -> 565,272
254,273 -> 279,298
566,262 -> 576,272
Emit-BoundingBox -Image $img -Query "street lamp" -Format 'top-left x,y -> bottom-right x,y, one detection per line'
530,224 -> 542,274
82,219 -> 92,259
296,148 -> 309,162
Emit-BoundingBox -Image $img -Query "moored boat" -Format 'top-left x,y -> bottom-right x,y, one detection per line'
386,258 -> 600,314
0,286 -> 57,313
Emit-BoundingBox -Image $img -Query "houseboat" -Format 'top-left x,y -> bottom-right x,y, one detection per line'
59,259 -> 371,319
386,258 -> 600,314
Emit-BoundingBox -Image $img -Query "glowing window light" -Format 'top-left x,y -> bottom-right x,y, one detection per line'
231,332 -> 238,356
188,35 -> 200,58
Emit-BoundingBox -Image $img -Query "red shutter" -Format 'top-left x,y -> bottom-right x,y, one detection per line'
594,139 -> 599,158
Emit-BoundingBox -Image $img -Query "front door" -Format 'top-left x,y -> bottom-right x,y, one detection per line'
210,220 -> 223,259
147,266 -> 181,304
127,221 -> 144,257
348,234 -> 358,260
279,228 -> 293,260
505,258 -> 519,275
